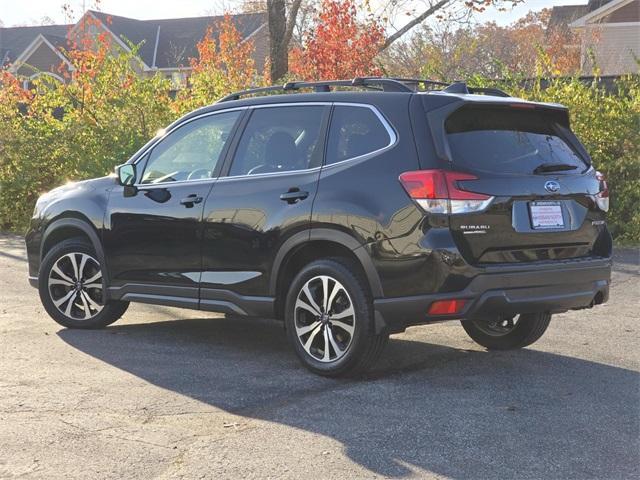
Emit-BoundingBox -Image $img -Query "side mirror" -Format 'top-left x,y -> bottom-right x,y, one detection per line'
115,163 -> 137,186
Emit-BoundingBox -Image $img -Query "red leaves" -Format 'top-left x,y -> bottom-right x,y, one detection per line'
62,12 -> 113,93
290,0 -> 385,81
0,71 -> 32,103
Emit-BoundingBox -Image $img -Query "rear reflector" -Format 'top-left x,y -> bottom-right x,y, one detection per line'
595,170 -> 609,212
428,299 -> 466,315
399,170 -> 494,214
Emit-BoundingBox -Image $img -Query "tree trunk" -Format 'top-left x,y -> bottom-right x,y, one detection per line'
268,0 -> 288,81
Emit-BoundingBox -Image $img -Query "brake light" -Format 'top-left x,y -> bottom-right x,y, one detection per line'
399,170 -> 494,214
428,299 -> 466,315
595,171 -> 609,212
509,103 -> 536,109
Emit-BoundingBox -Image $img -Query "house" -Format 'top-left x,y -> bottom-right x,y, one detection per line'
568,0 -> 639,75
548,4 -> 590,35
0,10 -> 268,88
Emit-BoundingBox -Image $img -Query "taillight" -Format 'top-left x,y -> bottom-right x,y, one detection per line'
399,170 -> 494,214
595,171 -> 609,212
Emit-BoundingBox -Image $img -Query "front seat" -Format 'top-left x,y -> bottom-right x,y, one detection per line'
263,131 -> 299,172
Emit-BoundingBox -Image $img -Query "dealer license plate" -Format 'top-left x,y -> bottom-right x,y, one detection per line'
530,201 -> 564,229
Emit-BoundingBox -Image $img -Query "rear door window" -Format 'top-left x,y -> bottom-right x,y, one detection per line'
326,105 -> 392,165
445,106 -> 588,175
229,105 -> 326,176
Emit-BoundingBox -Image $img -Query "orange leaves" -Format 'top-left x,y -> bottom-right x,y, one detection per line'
476,9 -> 580,76
63,13 -> 113,96
177,14 -> 259,112
0,70 -> 32,104
289,0 -> 385,81
190,15 -> 256,87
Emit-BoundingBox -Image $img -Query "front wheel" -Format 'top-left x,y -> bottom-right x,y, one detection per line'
38,239 -> 129,329
461,312 -> 551,350
285,258 -> 388,377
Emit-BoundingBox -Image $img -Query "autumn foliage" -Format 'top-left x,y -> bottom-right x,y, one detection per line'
178,15 -> 259,111
0,4 -> 638,242
385,8 -> 580,80
290,0 -> 385,80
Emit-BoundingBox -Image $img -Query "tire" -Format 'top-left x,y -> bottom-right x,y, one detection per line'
284,257 -> 388,377
461,312 -> 551,350
38,238 -> 129,329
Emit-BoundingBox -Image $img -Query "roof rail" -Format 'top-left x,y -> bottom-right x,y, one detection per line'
218,77 -> 413,102
218,77 -> 510,103
385,77 -> 449,91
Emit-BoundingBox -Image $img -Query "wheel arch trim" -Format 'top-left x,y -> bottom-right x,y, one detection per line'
40,217 -> 108,286
270,229 -> 383,298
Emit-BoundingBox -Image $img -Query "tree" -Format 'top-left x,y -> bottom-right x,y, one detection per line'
267,0 -> 303,81
266,0 -> 521,79
380,0 -> 522,50
383,8 -> 581,80
290,0 -> 384,80
39,16 -> 56,25
176,15 -> 259,111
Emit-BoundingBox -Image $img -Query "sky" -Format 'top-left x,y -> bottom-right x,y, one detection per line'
0,0 -> 588,27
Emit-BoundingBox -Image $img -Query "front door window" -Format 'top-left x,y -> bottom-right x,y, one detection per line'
141,111 -> 241,184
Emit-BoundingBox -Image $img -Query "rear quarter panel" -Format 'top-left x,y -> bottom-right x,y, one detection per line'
311,95 -> 451,298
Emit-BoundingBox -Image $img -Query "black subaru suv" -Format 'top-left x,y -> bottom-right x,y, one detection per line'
26,78 -> 612,376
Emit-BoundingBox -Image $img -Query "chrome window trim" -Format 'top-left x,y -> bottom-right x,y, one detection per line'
219,102 -> 397,181
130,101 -> 397,186
217,166 -> 323,182
250,101 -> 332,108
135,177 -> 218,190
131,107 -> 248,187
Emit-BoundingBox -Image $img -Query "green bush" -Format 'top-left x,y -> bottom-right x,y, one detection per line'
0,25 -> 259,234
473,74 -> 640,243
1,48 -> 638,243
0,49 -> 176,233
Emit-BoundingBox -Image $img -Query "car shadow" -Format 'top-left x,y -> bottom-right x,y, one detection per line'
58,315 -> 640,479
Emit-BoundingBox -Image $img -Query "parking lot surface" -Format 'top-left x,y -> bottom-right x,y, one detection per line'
0,233 -> 638,479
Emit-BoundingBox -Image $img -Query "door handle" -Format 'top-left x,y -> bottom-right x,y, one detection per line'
180,194 -> 203,207
280,188 -> 309,204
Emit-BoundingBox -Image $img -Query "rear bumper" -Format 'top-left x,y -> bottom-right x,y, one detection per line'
373,257 -> 611,334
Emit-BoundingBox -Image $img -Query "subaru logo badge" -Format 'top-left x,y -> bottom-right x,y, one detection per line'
544,180 -> 560,193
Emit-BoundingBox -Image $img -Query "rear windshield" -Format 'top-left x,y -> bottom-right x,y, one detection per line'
445,106 -> 588,175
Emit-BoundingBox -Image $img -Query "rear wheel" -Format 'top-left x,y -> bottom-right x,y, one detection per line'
285,258 -> 388,377
39,239 -> 129,329
461,312 -> 551,350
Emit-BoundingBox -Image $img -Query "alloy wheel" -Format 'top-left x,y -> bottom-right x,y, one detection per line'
294,275 -> 356,363
48,252 -> 103,320
473,315 -> 521,336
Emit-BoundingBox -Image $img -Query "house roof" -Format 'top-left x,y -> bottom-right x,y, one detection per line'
548,5 -> 589,30
0,24 -> 71,67
570,0 -> 632,27
89,10 -> 267,69
10,32 -> 74,75
0,10 -> 267,71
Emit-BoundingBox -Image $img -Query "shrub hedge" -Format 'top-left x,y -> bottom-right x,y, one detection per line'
0,50 -> 638,242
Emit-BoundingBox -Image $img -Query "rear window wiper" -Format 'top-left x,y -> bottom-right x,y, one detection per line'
533,163 -> 579,174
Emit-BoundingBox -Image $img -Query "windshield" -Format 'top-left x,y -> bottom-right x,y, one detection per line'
445,106 -> 588,175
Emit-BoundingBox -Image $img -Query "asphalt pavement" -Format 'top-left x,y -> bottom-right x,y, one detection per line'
1,233 -> 638,479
